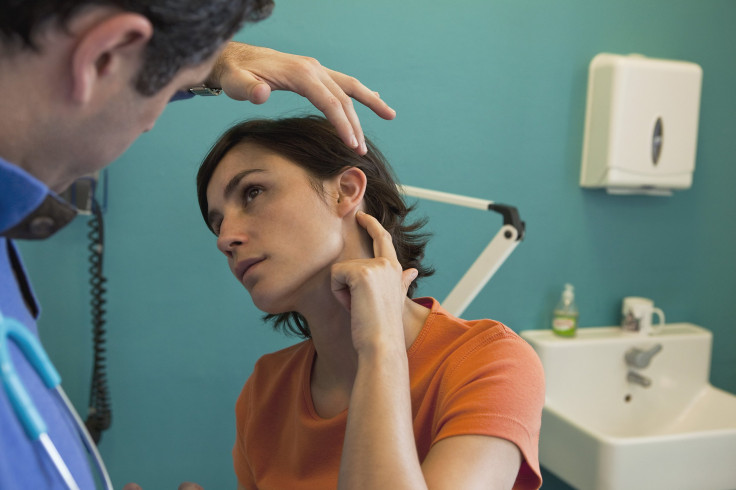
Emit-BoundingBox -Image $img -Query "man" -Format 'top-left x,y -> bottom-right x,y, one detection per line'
0,1 -> 395,488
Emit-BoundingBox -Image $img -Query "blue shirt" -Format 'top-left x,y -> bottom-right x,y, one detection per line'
1,157 -> 96,489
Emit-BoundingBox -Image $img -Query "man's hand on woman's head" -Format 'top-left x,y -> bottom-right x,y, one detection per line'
208,42 -> 396,156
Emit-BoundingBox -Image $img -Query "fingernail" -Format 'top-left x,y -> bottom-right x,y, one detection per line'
350,135 -> 359,148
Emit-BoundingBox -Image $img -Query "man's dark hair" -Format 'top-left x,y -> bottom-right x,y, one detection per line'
0,0 -> 274,95
197,115 -> 435,339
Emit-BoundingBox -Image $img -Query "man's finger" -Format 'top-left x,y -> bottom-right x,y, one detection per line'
327,68 -> 396,121
318,73 -> 366,154
298,76 -> 361,152
221,69 -> 272,104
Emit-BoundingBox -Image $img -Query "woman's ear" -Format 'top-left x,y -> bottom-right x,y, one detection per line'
70,13 -> 153,104
335,167 -> 367,217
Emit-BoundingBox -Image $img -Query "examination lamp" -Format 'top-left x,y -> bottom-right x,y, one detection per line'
400,185 -> 525,318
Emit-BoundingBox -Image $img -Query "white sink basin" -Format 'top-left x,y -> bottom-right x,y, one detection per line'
521,324 -> 736,490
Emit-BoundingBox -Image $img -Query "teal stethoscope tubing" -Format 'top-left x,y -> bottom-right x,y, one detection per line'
0,310 -> 113,490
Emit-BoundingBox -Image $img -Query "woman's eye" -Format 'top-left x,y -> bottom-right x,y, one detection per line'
243,186 -> 262,204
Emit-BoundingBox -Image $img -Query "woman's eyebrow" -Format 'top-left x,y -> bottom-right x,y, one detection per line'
223,169 -> 266,200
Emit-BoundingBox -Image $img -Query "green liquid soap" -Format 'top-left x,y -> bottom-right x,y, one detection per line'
552,283 -> 578,337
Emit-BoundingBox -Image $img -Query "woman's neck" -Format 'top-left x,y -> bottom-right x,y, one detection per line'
295,219 -> 431,417
304,294 -> 430,418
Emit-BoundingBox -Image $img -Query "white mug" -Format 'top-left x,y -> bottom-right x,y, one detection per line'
621,297 -> 665,335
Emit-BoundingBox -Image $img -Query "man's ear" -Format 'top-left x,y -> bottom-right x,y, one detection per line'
71,13 -> 153,104
336,167 -> 367,217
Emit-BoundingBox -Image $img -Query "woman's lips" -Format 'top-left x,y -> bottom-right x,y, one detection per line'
235,257 -> 265,283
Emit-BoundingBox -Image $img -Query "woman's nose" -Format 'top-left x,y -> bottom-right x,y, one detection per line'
216,218 -> 248,257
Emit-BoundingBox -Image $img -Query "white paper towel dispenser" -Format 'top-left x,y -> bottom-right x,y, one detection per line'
579,53 -> 702,195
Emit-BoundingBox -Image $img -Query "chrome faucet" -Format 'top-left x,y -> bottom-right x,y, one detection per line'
624,344 -> 662,388
625,344 -> 663,369
627,370 -> 652,387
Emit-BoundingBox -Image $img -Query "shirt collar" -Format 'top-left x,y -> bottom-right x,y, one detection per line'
0,157 -> 77,240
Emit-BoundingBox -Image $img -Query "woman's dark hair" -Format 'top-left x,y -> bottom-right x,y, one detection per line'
197,115 -> 434,338
0,0 -> 274,96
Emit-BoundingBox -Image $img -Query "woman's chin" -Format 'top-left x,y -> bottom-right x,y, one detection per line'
250,293 -> 291,315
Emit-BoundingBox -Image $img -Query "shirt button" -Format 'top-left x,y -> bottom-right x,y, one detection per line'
29,216 -> 57,238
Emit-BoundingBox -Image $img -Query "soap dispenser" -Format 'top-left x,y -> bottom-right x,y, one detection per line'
552,284 -> 578,337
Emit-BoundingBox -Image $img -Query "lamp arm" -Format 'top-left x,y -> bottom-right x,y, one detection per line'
487,204 -> 525,240
400,185 -> 525,317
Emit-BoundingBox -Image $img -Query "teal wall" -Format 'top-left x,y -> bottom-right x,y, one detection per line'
19,1 -> 736,488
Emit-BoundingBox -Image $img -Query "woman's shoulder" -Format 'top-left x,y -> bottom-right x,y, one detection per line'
410,297 -> 543,380
412,297 -> 530,352
250,339 -> 314,383
257,337 -> 312,363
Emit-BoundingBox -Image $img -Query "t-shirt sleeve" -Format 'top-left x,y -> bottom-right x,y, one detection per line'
433,329 -> 545,490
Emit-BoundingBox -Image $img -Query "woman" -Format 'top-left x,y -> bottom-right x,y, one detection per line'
196,116 -> 544,490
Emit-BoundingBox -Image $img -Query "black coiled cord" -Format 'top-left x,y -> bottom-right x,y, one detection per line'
84,198 -> 111,444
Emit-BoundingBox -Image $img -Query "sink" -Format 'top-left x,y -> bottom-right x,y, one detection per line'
521,323 -> 736,490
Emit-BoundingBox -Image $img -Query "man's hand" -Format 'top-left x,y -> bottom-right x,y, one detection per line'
207,42 -> 396,155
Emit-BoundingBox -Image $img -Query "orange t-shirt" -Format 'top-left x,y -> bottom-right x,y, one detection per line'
233,297 -> 545,489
